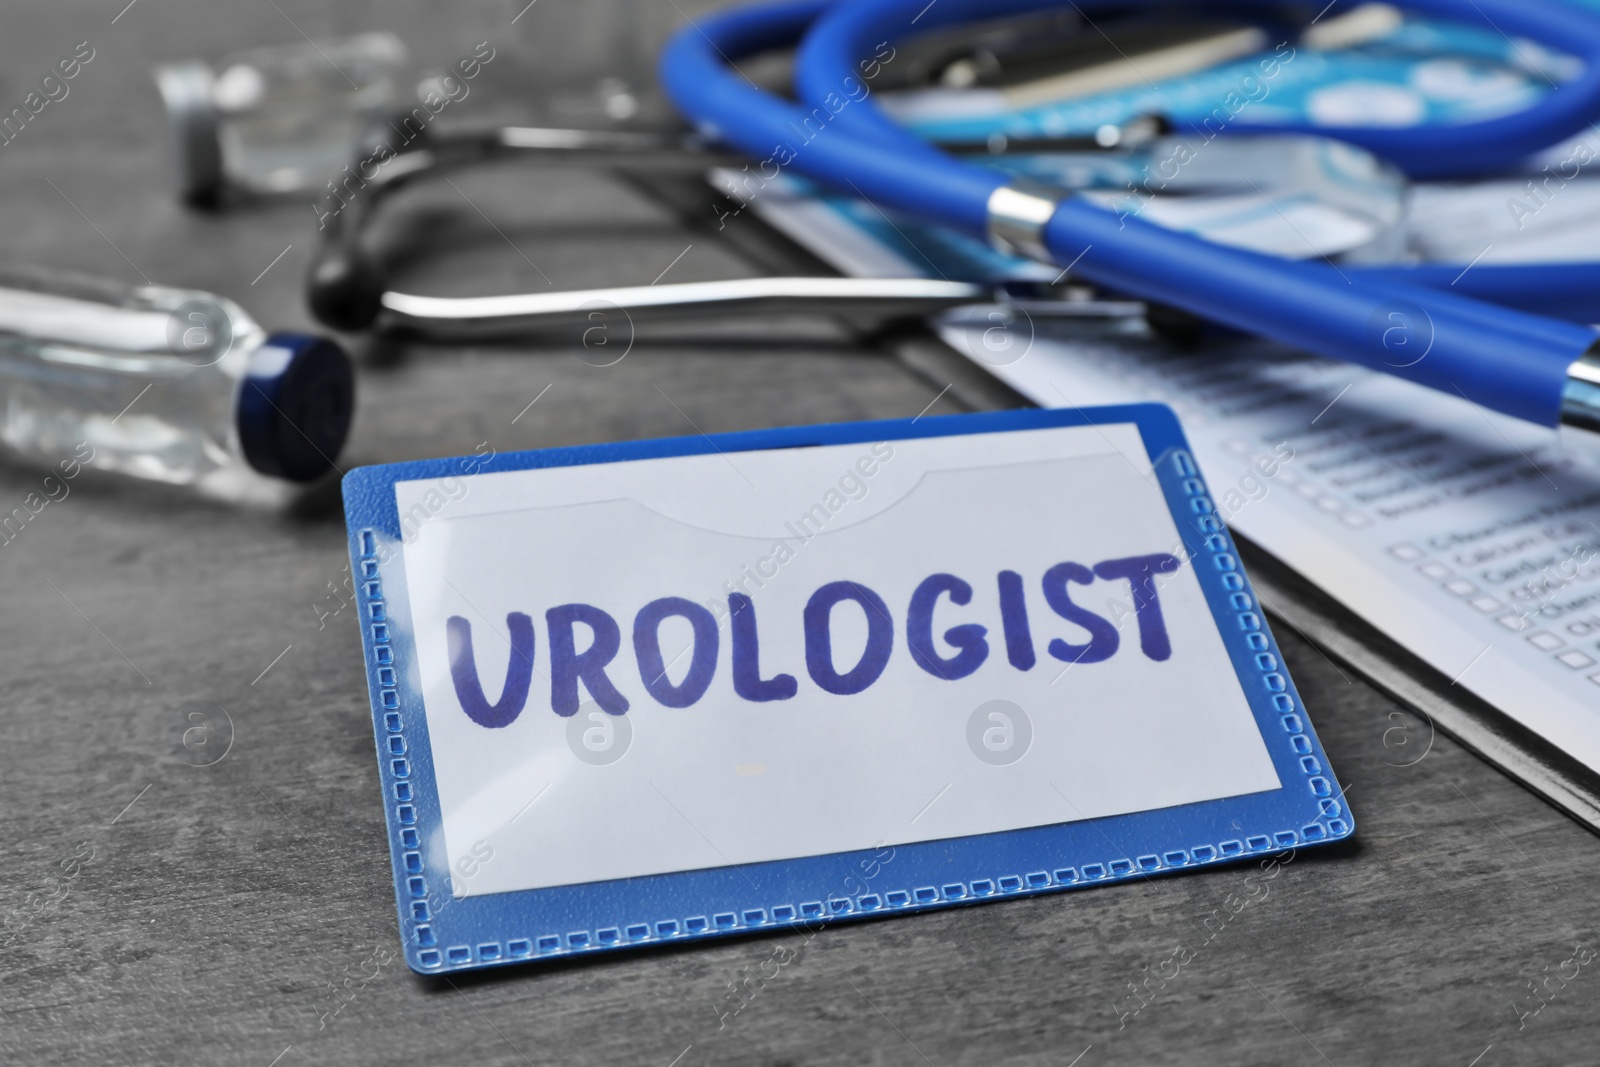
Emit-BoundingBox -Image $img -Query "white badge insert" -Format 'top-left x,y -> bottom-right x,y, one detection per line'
394,423 -> 1281,898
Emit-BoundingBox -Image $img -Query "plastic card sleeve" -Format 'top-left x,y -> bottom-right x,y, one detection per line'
340,404 -> 1351,974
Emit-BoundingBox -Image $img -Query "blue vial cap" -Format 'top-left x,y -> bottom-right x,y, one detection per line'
237,333 -> 354,482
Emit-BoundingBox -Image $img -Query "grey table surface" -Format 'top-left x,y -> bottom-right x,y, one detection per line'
6,4 -> 1600,1066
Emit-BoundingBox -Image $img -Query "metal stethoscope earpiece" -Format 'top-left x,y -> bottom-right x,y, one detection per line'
306,121 -> 742,335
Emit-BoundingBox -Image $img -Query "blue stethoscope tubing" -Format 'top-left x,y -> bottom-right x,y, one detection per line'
660,0 -> 1600,429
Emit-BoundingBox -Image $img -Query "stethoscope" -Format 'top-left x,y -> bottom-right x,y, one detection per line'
309,0 -> 1600,437
655,0 -> 1600,437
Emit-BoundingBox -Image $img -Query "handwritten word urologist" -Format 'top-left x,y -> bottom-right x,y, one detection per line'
445,553 -> 1181,727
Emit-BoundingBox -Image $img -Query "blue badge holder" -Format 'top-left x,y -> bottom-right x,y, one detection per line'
342,404 -> 1351,974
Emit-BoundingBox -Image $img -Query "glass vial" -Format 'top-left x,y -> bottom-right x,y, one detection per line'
155,32 -> 409,204
0,268 -> 353,486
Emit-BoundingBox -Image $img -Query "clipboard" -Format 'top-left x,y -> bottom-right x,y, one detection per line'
342,404 -> 1351,973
